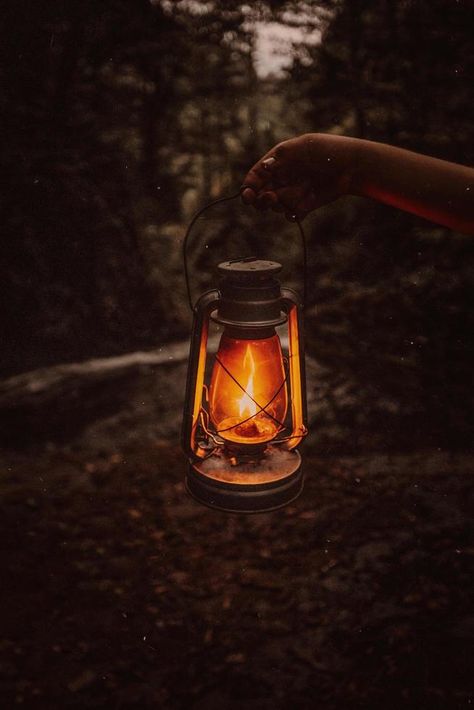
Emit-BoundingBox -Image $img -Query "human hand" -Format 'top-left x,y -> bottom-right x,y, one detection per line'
241,133 -> 358,221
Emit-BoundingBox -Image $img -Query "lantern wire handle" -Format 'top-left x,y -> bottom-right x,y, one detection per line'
183,190 -> 242,312
182,188 -> 308,312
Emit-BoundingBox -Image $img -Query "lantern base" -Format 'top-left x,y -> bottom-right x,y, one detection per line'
186,448 -> 303,514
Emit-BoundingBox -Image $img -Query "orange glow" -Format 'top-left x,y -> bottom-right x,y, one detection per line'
209,332 -> 287,444
238,345 -> 257,419
283,301 -> 307,450
190,317 -> 209,459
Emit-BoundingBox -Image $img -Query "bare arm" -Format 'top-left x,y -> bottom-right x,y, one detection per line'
242,133 -> 474,235
353,139 -> 473,234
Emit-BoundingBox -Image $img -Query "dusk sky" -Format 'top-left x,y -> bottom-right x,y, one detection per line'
254,21 -> 319,77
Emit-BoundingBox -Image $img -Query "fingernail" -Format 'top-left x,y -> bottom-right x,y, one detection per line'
262,157 -> 276,170
241,188 -> 255,204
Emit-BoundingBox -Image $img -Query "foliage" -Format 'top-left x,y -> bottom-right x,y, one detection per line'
288,0 -> 474,158
0,0 -> 260,373
281,0 -> 474,449
1,0 -> 473,449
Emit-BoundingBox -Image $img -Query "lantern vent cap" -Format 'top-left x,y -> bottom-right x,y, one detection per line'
218,258 -> 282,281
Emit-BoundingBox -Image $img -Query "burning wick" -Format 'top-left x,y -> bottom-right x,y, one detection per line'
235,420 -> 261,438
218,345 -> 279,443
219,412 -> 278,443
238,345 -> 258,419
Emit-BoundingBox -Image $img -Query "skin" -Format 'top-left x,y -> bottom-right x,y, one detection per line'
241,133 -> 474,235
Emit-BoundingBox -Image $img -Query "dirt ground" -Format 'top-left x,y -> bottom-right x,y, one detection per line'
0,439 -> 473,709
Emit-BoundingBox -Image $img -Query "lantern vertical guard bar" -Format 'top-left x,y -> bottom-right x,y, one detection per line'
281,288 -> 308,451
181,259 -> 308,513
181,290 -> 220,461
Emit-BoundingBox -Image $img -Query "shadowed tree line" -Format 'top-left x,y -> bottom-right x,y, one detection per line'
1,0 -> 473,449
284,0 -> 474,450
1,0 -> 259,373
0,5 -> 473,707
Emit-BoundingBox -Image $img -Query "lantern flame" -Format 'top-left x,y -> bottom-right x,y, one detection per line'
209,333 -> 288,444
238,345 -> 257,418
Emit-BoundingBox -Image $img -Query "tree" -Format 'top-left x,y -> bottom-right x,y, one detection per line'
0,1 -> 264,373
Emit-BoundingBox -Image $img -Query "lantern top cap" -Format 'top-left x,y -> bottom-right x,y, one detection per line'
218,258 -> 282,278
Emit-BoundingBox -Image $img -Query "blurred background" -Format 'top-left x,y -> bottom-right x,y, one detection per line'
1,0 -> 473,450
0,1 -> 473,708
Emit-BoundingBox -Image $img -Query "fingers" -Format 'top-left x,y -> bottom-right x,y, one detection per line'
289,190 -> 318,221
242,187 -> 310,221
241,134 -> 342,220
241,150 -> 279,203
241,140 -> 315,220
259,191 -> 279,208
276,186 -> 317,222
242,186 -> 279,209
242,182 -> 311,219
241,186 -> 257,204
241,162 -> 272,195
271,186 -> 309,220
273,185 -> 303,208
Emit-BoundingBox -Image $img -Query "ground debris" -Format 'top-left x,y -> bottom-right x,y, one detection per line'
0,444 -> 472,709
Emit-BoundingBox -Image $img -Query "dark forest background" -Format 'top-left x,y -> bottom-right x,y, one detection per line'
1,3 -> 474,709
2,0 -> 473,452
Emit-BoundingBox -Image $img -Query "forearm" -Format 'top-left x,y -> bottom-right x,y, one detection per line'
349,139 -> 474,234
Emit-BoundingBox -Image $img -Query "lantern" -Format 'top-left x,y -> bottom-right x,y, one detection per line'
182,257 -> 307,513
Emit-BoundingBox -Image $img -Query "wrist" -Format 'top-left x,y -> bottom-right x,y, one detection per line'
343,137 -> 367,196
304,133 -> 364,197
348,138 -> 381,197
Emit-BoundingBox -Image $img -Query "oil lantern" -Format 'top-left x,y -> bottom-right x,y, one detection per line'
182,257 -> 307,513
